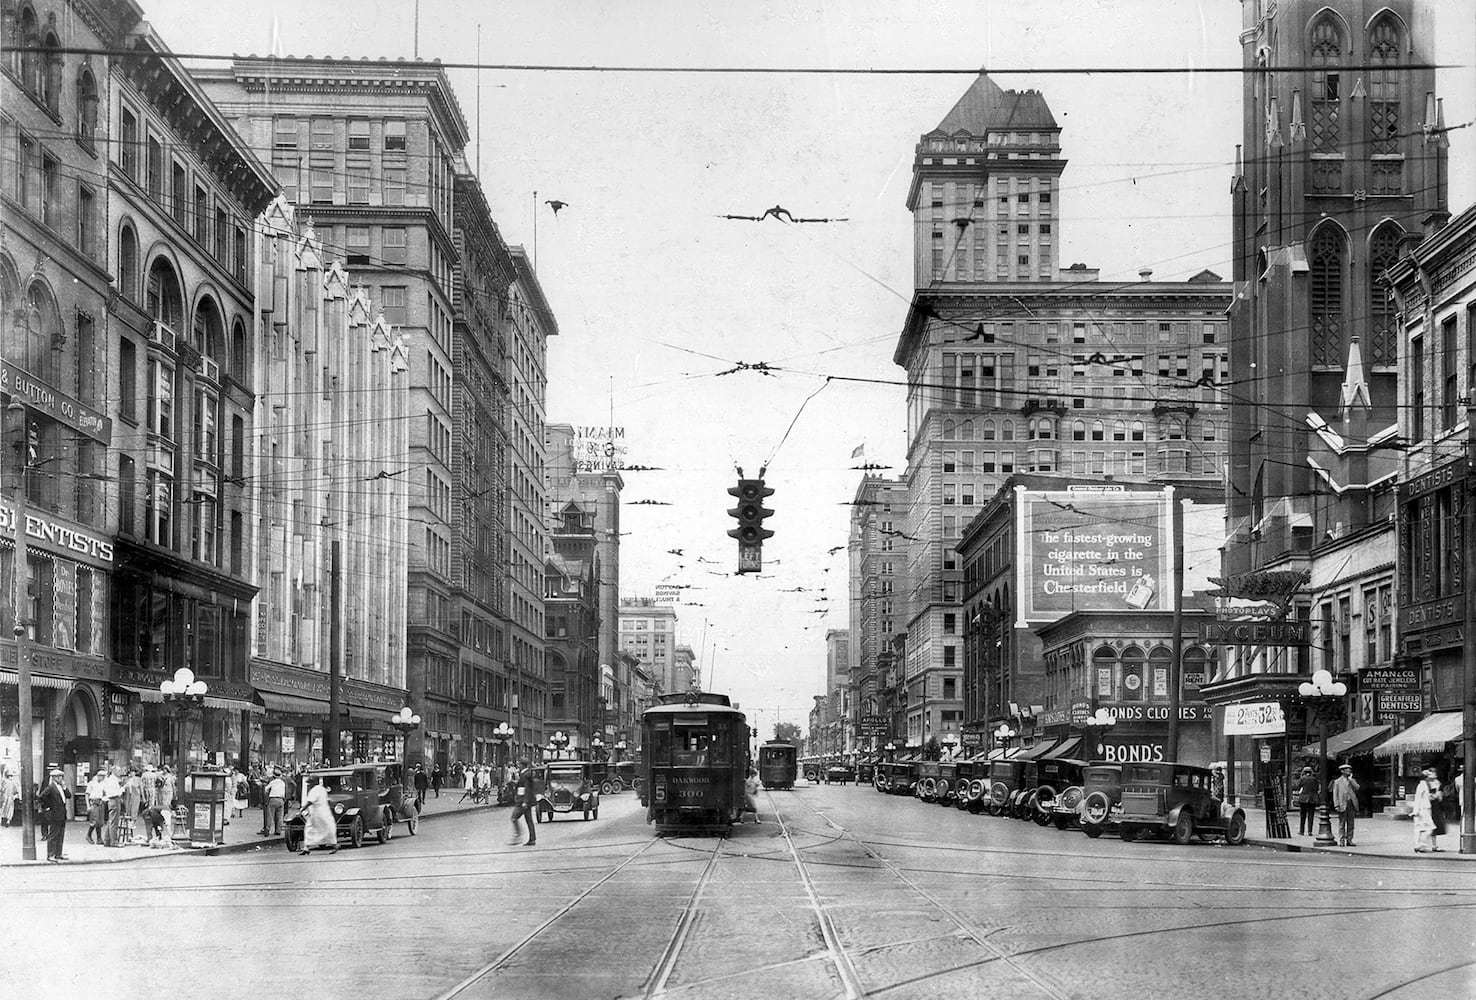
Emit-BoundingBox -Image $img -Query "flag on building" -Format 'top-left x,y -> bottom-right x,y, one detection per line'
850,443 -> 865,459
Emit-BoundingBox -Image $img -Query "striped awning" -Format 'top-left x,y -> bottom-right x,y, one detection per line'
1373,712 -> 1465,758
1300,724 -> 1390,760
1043,736 -> 1083,760
1016,738 -> 1060,760
257,691 -> 330,716
0,671 -> 78,690
204,695 -> 263,715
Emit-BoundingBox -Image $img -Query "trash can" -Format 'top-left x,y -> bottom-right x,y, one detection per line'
185,771 -> 227,847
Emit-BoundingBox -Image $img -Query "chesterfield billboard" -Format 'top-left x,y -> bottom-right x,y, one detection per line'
1015,485 -> 1174,624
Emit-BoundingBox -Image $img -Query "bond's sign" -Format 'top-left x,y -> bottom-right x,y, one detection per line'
1015,486 -> 1172,623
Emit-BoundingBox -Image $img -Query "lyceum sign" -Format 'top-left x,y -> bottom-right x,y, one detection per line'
1015,485 -> 1173,624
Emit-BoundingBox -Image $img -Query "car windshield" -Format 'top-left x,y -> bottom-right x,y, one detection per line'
546,767 -> 585,786
307,772 -> 366,796
1086,770 -> 1118,785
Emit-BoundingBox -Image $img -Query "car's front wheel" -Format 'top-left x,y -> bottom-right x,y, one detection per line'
405,812 -> 419,836
1225,811 -> 1247,846
1173,811 -> 1195,845
600,781 -> 615,796
349,817 -> 364,849
378,809 -> 393,844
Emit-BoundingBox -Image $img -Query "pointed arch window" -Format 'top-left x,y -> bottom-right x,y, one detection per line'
1367,223 -> 1402,367
1309,226 -> 1346,367
1309,16 -> 1344,154
76,67 -> 99,148
118,225 -> 138,302
1368,17 -> 1401,156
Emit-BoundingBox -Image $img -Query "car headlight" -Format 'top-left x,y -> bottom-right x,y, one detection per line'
333,803 -> 344,816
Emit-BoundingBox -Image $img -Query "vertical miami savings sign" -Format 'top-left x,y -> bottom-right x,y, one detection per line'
1015,485 -> 1174,625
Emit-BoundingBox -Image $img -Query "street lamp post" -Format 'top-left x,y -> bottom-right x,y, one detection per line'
994,723 -> 1017,755
613,740 -> 627,763
1082,708 -> 1116,761
491,722 -> 514,771
883,742 -> 896,761
389,707 -> 421,762
1299,669 -> 1348,848
7,399 -> 37,860
159,668 -> 209,767
590,735 -> 606,762
549,730 -> 569,761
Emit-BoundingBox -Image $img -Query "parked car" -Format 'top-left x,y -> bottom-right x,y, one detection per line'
535,761 -> 601,821
1007,760 -> 1041,818
283,761 -> 419,851
1078,764 -> 1124,839
826,763 -> 857,784
986,759 -> 1029,816
874,760 -> 918,795
1116,761 -> 1248,845
1032,758 -> 1088,830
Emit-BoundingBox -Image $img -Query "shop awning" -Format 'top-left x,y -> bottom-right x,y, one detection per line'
1300,724 -> 1390,759
0,671 -> 80,690
1016,738 -> 1059,760
257,691 -> 330,717
111,683 -> 165,703
1042,736 -> 1083,760
1374,712 -> 1466,758
205,695 -> 263,715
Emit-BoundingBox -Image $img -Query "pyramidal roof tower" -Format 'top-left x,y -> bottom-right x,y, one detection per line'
907,73 -> 1065,289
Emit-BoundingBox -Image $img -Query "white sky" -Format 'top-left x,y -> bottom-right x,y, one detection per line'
147,0 -> 1476,736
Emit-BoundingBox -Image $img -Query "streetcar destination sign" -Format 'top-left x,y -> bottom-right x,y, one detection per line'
1197,620 -> 1310,646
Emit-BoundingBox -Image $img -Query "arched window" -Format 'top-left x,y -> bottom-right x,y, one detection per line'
960,419 -> 974,440
1149,647 -> 1173,699
118,225 -> 139,302
77,66 -> 99,146
193,297 -> 224,359
942,419 -> 956,440
1072,419 -> 1087,441
41,30 -> 62,115
16,7 -> 39,95
146,258 -> 184,334
231,318 -> 248,378
16,282 -> 61,382
1368,16 -> 1402,159
1367,222 -> 1402,367
1309,15 -> 1343,154
1202,419 -> 1217,442
1120,645 -> 1147,702
999,419 -> 1015,441
1113,420 -> 1126,442
0,258 -> 18,356
1130,420 -> 1145,442
981,419 -> 996,440
1182,645 -> 1212,690
1309,225 -> 1346,367
1091,420 -> 1104,441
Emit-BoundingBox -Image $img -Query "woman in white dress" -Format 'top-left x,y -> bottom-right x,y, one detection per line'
1412,766 -> 1443,853
299,779 -> 339,855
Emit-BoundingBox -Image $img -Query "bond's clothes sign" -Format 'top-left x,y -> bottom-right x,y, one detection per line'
1015,486 -> 1173,624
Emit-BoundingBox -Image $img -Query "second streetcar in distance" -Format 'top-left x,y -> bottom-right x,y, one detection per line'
757,740 -> 798,790
641,691 -> 749,834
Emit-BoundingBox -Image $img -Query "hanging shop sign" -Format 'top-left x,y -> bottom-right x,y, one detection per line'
0,504 -> 114,563
1376,691 -> 1423,714
1361,668 -> 1419,691
1198,619 -> 1310,646
0,359 -> 111,443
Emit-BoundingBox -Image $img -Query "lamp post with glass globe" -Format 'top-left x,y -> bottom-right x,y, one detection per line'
549,730 -> 569,761
1082,708 -> 1117,761
159,668 -> 209,767
994,723 -> 1017,755
1299,669 -> 1347,847
613,740 -> 627,764
590,735 -> 607,762
389,708 -> 421,763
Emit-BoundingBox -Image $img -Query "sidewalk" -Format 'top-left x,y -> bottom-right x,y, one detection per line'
1241,806 -> 1476,860
0,788 -> 501,868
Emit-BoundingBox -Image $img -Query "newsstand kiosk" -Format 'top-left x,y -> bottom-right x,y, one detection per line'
184,771 -> 228,847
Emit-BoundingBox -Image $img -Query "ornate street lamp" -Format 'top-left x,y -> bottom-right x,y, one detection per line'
1299,669 -> 1348,847
1082,708 -> 1116,761
613,740 -> 627,763
159,668 -> 208,767
883,741 -> 897,761
491,722 -> 515,771
591,735 -> 607,762
994,723 -> 1017,755
389,707 -> 421,763
549,730 -> 570,760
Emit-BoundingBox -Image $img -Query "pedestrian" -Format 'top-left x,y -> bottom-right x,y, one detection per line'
1413,765 -> 1444,853
85,768 -> 107,844
742,767 -> 762,823
1293,766 -> 1320,836
119,769 -> 142,846
101,765 -> 124,847
159,766 -> 177,813
413,765 -> 429,809
508,757 -> 538,846
231,769 -> 249,818
1330,762 -> 1360,847
298,778 -> 339,856
0,768 -> 18,828
265,767 -> 288,836
1210,764 -> 1226,802
39,768 -> 70,862
141,805 -> 168,846
431,764 -> 444,798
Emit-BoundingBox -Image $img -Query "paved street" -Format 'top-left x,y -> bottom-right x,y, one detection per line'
4,782 -> 1474,1000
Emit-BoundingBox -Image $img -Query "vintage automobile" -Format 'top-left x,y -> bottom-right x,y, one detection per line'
985,759 -> 1029,817
916,760 -> 943,802
1032,758 -> 1088,830
283,761 -> 419,851
1006,760 -> 1041,819
594,759 -> 639,796
825,763 -> 857,784
953,757 -> 984,811
535,761 -> 601,821
1078,764 -> 1124,838
1116,761 -> 1248,845
932,760 -> 961,806
873,759 -> 918,796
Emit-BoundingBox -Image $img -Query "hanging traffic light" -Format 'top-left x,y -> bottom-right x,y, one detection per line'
727,477 -> 774,573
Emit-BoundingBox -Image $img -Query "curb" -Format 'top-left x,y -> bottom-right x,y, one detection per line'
1244,836 -> 1476,860
2,797 -> 504,868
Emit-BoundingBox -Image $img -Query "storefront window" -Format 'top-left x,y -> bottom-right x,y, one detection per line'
1120,646 -> 1146,701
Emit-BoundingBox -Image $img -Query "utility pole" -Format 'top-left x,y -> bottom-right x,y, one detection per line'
327,539 -> 341,765
7,400 -> 37,860
1166,488 -> 1184,762
1463,398 -> 1475,854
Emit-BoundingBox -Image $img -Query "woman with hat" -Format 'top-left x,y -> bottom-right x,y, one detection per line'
1293,766 -> 1320,836
1412,765 -> 1444,853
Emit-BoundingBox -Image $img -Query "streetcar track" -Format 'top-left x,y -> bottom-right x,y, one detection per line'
426,835 -> 667,1000
641,838 -> 728,998
1361,957 -> 1476,999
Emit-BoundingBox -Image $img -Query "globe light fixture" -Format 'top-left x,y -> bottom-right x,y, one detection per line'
1299,669 -> 1348,847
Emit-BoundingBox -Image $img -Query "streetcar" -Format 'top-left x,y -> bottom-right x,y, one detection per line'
641,690 -> 750,834
758,740 -> 798,790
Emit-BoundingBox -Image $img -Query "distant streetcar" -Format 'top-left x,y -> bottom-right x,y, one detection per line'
757,740 -> 798,790
641,691 -> 749,834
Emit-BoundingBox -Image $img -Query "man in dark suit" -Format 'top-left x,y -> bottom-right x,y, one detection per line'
508,757 -> 538,846
40,768 -> 71,862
